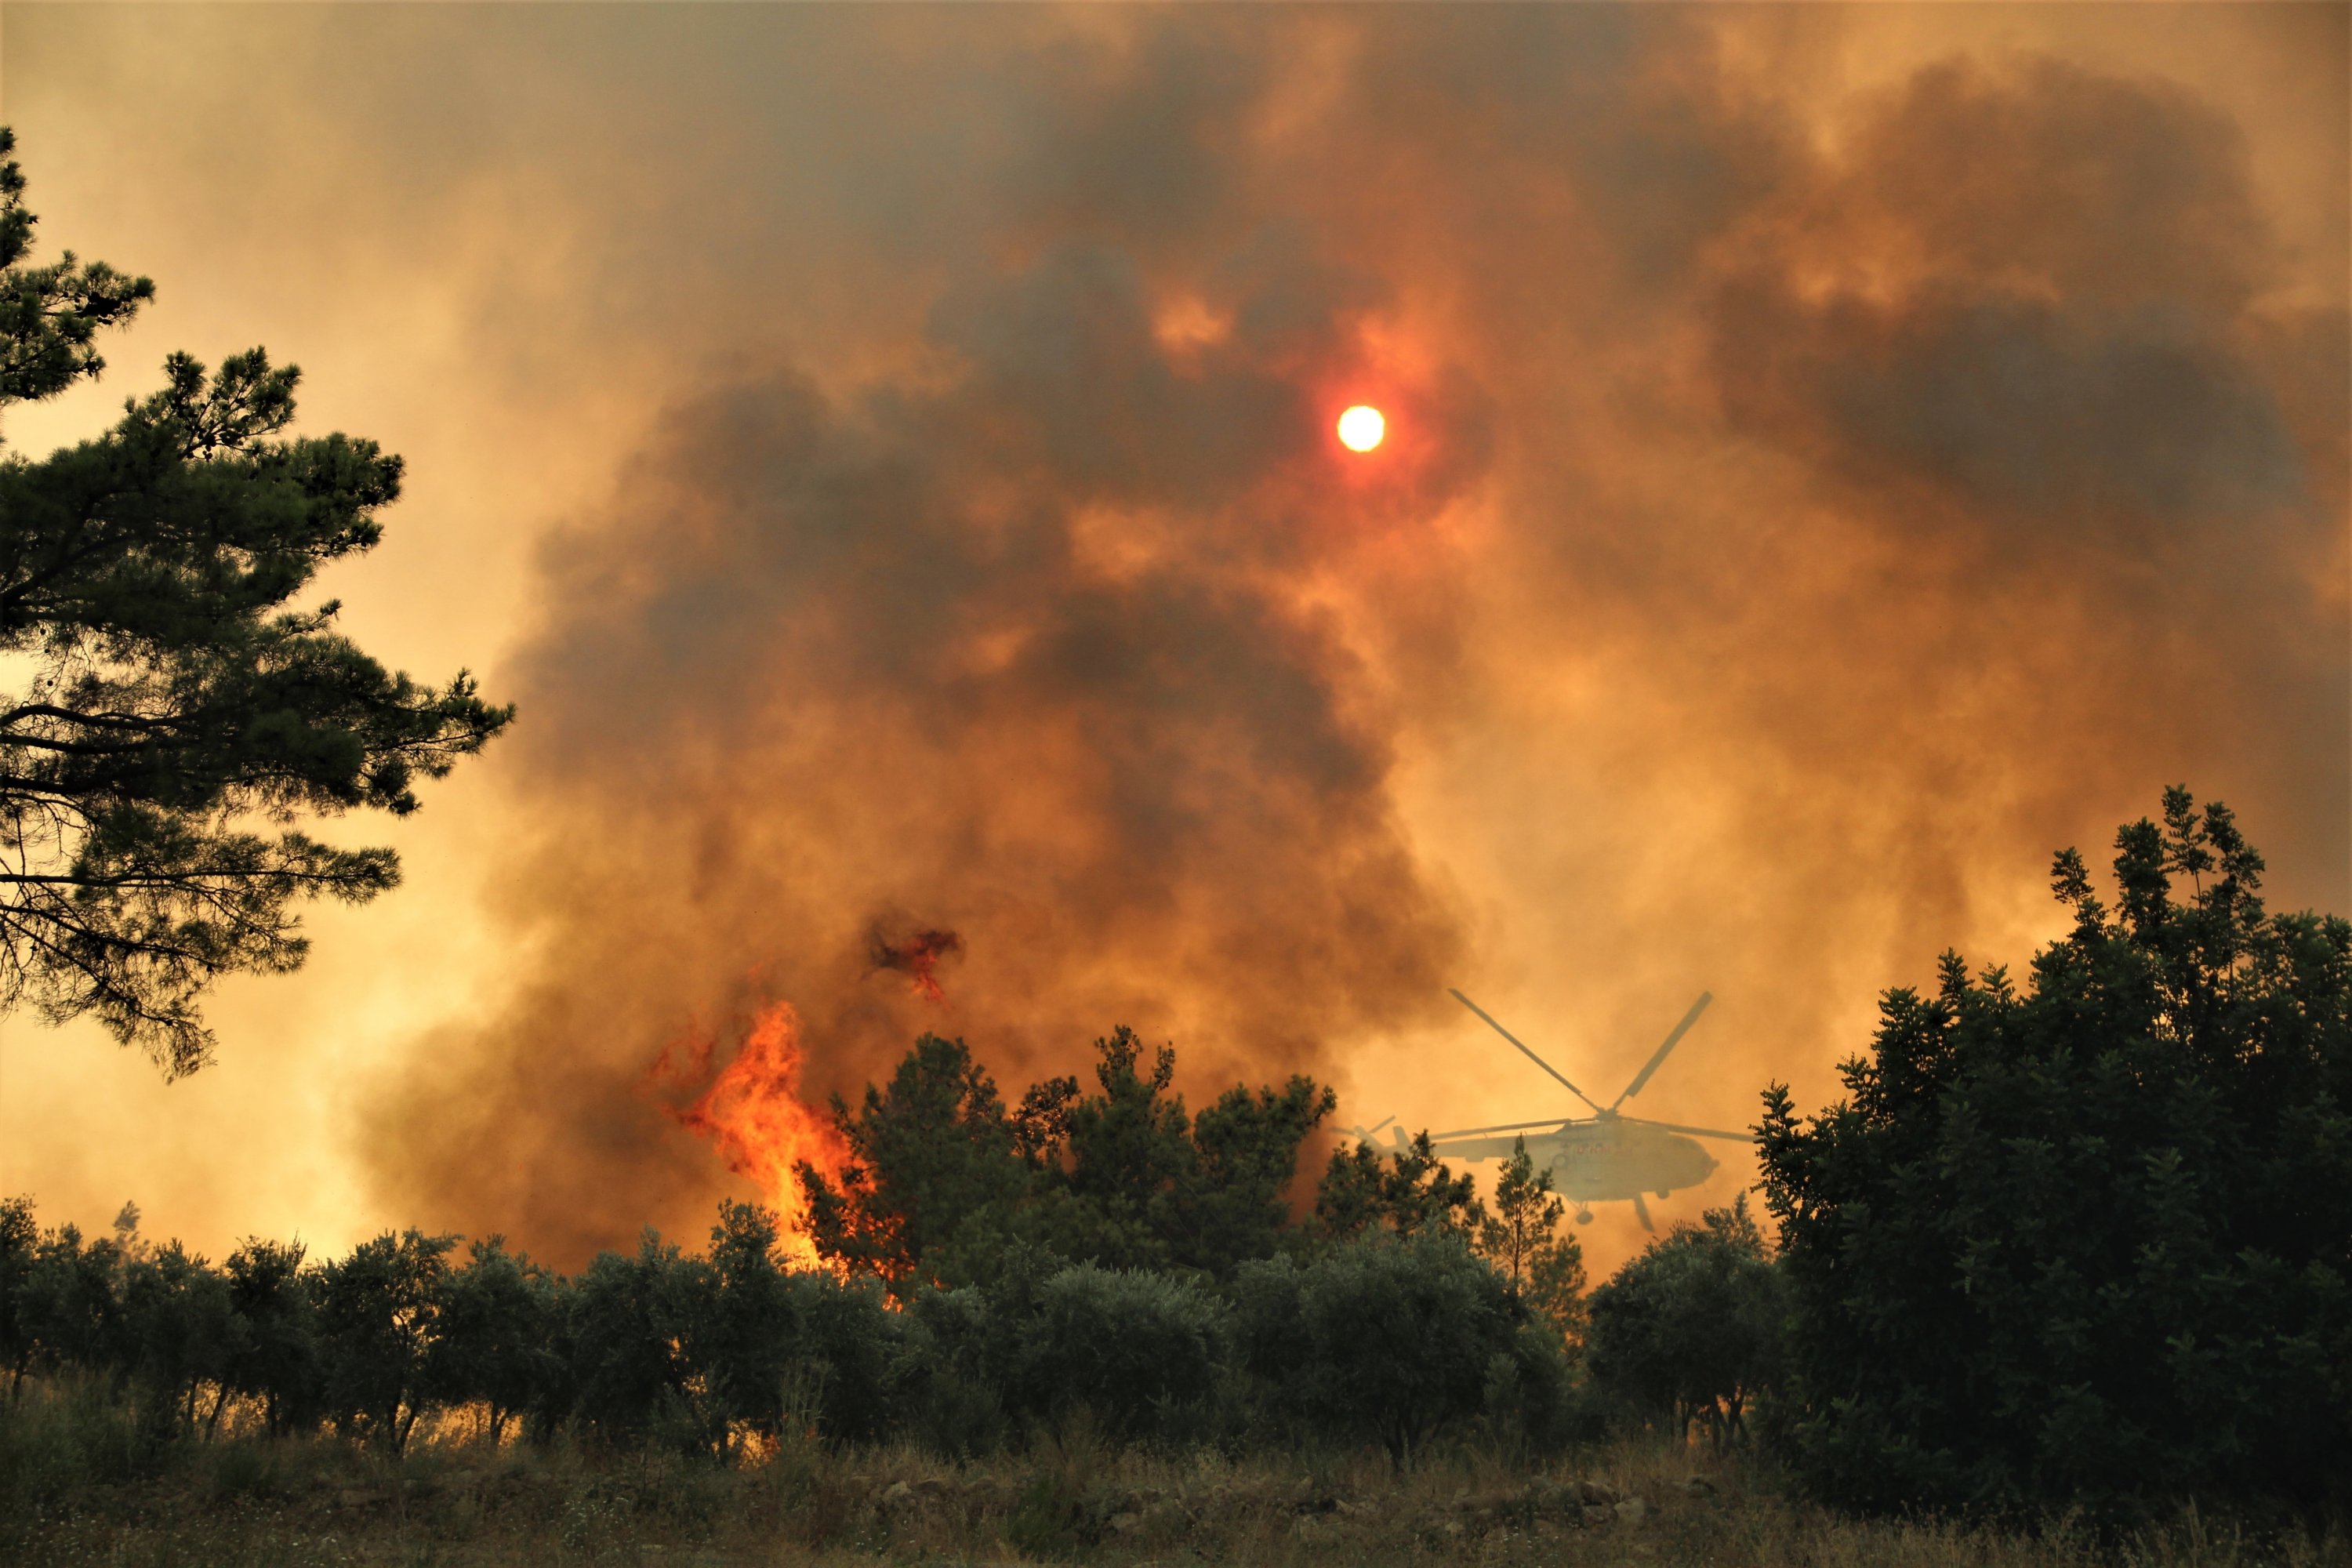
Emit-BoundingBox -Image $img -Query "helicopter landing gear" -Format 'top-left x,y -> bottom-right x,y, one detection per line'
1574,1208 -> 1594,1225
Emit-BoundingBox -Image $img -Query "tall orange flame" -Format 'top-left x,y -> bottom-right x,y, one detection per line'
653,1001 -> 849,1267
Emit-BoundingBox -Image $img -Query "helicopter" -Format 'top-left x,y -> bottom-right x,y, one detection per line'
1356,989 -> 1753,1231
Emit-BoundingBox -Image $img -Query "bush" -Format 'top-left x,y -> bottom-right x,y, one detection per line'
778,1269 -> 909,1446
562,1235 -> 702,1451
1233,1229 -> 1515,1467
1758,789 -> 2352,1521
0,1372 -> 150,1509
1585,1196 -> 1782,1448
1003,1261 -> 1227,1442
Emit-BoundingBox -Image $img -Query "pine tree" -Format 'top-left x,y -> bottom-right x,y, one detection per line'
1311,1129 -> 1486,1243
0,129 -> 512,1074
1474,1136 -> 1586,1345
1475,1137 -> 1565,1298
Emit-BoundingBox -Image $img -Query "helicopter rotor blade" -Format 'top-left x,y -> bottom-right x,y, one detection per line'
1609,993 -> 1712,1111
1346,1116 -> 1397,1144
1449,990 -> 1605,1116
1632,1192 -> 1654,1232
1616,1114 -> 1754,1142
1427,1116 -> 1588,1141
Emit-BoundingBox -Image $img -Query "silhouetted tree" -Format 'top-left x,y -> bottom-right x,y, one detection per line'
1475,1138 -> 1563,1297
311,1229 -> 455,1454
1759,788 -> 2352,1519
1021,1029 -> 1203,1272
775,1268 -> 909,1446
222,1235 -> 318,1436
1475,1137 -> 1587,1348
562,1232 -> 701,1450
1585,1196 -> 1780,1449
1233,1230 -> 1516,1468
118,1239 -> 234,1436
0,1195 -> 34,1393
1171,1075 -> 1336,1272
1312,1129 -> 1485,1243
0,127 -> 511,1076
805,1029 -> 1336,1289
12,1215 -> 127,1383
429,1235 -> 557,1447
800,1035 -> 1027,1293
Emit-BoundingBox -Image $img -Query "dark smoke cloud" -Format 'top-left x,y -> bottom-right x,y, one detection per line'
372,156 -> 1490,1257
356,9 -> 2344,1268
1693,53 -> 2346,918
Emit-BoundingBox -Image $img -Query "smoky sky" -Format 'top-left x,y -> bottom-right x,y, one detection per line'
344,6 -> 2347,1266
2,4 -> 2338,1274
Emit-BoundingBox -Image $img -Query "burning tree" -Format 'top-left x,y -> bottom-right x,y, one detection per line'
651,1004 -> 850,1268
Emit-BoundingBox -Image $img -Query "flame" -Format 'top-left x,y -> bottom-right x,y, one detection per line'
654,1002 -> 849,1267
869,924 -> 964,1002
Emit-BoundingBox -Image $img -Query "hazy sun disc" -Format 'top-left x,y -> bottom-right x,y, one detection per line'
1338,405 -> 1385,452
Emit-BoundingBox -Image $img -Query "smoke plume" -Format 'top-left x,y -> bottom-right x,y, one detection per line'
224,5 -> 2335,1269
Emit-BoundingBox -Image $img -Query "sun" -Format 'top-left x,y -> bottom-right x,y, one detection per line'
1337,405 -> 1385,452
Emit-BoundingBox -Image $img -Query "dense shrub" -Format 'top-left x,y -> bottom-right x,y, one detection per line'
1585,1196 -> 1782,1447
1759,790 -> 2352,1521
562,1235 -> 702,1450
311,1229 -> 456,1454
777,1268 -> 911,1446
1233,1230 -> 1517,1467
1003,1261 -> 1227,1440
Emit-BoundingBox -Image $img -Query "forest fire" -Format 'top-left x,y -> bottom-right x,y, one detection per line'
652,1002 -> 849,1266
869,924 -> 964,1002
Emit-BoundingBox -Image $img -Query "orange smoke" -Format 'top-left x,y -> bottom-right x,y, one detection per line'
653,1002 -> 850,1266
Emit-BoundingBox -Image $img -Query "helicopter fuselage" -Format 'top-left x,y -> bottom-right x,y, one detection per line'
1428,1115 -> 1719,1204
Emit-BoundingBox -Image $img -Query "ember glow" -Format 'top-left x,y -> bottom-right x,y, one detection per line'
869,926 -> 964,1004
653,1004 -> 848,1265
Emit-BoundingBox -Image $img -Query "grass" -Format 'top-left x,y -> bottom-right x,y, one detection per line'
2,1383 -> 2343,1567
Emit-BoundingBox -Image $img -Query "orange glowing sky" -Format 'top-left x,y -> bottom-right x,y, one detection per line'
1,4 -> 2343,1282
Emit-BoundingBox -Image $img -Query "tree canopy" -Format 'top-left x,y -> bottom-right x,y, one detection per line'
1584,1195 -> 1780,1450
800,1028 -> 1340,1290
0,128 -> 512,1074
1758,788 -> 2351,1520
